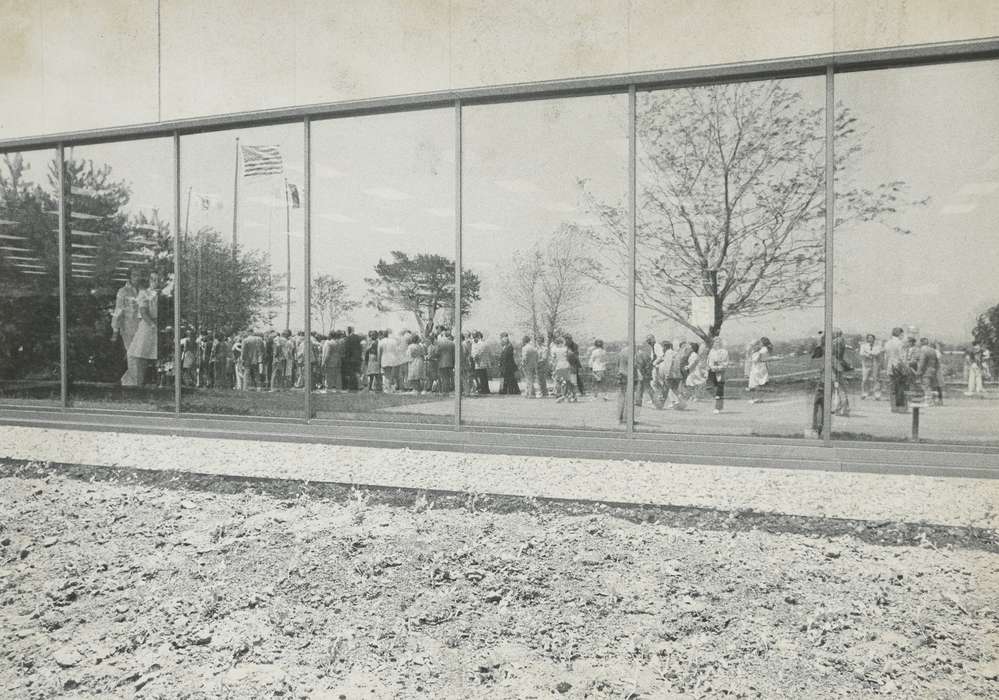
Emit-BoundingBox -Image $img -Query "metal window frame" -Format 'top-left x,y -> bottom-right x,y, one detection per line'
3,37 -> 998,460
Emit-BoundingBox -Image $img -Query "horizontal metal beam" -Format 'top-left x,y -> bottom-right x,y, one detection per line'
2,37 -> 998,151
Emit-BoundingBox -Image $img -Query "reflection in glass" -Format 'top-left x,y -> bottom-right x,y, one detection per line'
622,78 -> 826,437
179,125 -> 305,417
833,61 -> 999,444
0,149 -> 62,405
462,95 -> 629,430
63,139 -> 176,410
310,109 -> 456,424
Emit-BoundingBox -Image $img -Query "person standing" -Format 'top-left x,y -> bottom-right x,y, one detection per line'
858,333 -> 883,400
884,326 -> 907,412
111,268 -> 142,386
437,332 -> 455,394
965,345 -> 985,396
379,329 -> 397,393
520,335 -> 539,398
588,339 -> 608,400
241,330 -> 266,391
565,333 -> 584,396
472,332 -> 492,395
342,326 -> 361,391
179,327 -> 197,387
127,271 -> 160,386
498,332 -> 520,395
536,333 -> 551,398
915,337 -> 940,406
707,338 -> 729,414
405,334 -> 426,393
684,342 -> 707,402
634,339 -> 656,408
365,331 -> 382,391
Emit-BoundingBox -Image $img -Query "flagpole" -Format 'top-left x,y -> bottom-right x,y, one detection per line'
284,176 -> 291,331
231,138 -> 240,335
232,138 -> 240,250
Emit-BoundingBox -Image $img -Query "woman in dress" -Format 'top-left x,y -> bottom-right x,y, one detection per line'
747,337 -> 772,403
684,342 -> 707,402
407,334 -> 426,393
127,271 -> 160,386
364,331 -> 382,391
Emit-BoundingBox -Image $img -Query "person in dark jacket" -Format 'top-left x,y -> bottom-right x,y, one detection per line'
342,326 -> 362,391
498,332 -> 520,394
564,333 -> 585,396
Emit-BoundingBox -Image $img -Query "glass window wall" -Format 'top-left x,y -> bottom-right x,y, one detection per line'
832,60 -> 999,445
633,77 -> 826,438
179,124 -> 306,418
461,95 -> 629,430
64,138 -> 175,410
309,109 -> 455,424
0,149 -> 62,406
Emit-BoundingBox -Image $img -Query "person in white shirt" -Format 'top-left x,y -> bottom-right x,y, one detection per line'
379,329 -> 397,392
883,326 -> 907,412
707,337 -> 730,413
111,268 -> 142,386
858,333 -> 884,400
588,339 -> 608,400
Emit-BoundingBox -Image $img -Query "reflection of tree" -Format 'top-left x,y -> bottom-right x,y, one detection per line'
365,252 -> 481,335
0,154 -> 177,384
0,154 -> 61,382
583,80 -> 921,348
974,303 -> 999,366
311,274 -> 359,334
180,228 -> 276,334
502,223 -> 592,342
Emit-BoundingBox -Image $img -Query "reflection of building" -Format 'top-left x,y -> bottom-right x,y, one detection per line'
1,4 -> 999,472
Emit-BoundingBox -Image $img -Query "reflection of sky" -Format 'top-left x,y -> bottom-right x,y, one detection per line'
6,60 -> 997,344
834,61 -> 999,344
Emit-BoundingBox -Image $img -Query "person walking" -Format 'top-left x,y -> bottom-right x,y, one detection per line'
707,338 -> 729,414
746,337 -> 773,404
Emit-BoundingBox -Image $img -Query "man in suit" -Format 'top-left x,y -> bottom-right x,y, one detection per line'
241,330 -> 266,391
436,331 -> 456,394
342,326 -> 362,391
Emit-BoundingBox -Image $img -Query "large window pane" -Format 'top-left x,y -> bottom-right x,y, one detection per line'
179,125 -> 305,418
0,149 -> 61,406
634,77 -> 826,438
462,95 -> 629,431
64,138 -> 175,410
310,109 -> 455,424
833,61 -> 999,445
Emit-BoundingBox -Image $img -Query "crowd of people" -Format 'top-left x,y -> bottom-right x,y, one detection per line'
853,329 -> 992,409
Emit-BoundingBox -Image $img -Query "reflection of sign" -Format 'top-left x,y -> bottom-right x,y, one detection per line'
690,296 -> 715,329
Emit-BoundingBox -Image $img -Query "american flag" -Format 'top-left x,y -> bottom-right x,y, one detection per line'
241,145 -> 283,177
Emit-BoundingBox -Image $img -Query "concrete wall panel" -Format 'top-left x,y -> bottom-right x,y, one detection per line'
834,0 -> 999,53
451,0 -> 629,88
160,0 -> 296,120
294,0 -> 451,105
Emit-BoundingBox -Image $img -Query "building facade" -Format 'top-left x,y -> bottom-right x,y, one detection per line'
1,1 -> 998,474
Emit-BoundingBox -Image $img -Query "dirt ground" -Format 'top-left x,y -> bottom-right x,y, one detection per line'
2,459 -> 998,698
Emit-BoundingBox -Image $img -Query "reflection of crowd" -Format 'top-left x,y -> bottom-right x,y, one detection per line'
845,328 -> 991,413
175,325 -> 460,395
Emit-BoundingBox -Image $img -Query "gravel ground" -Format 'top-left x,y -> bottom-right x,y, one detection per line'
2,471 -> 999,698
1,427 -> 998,529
